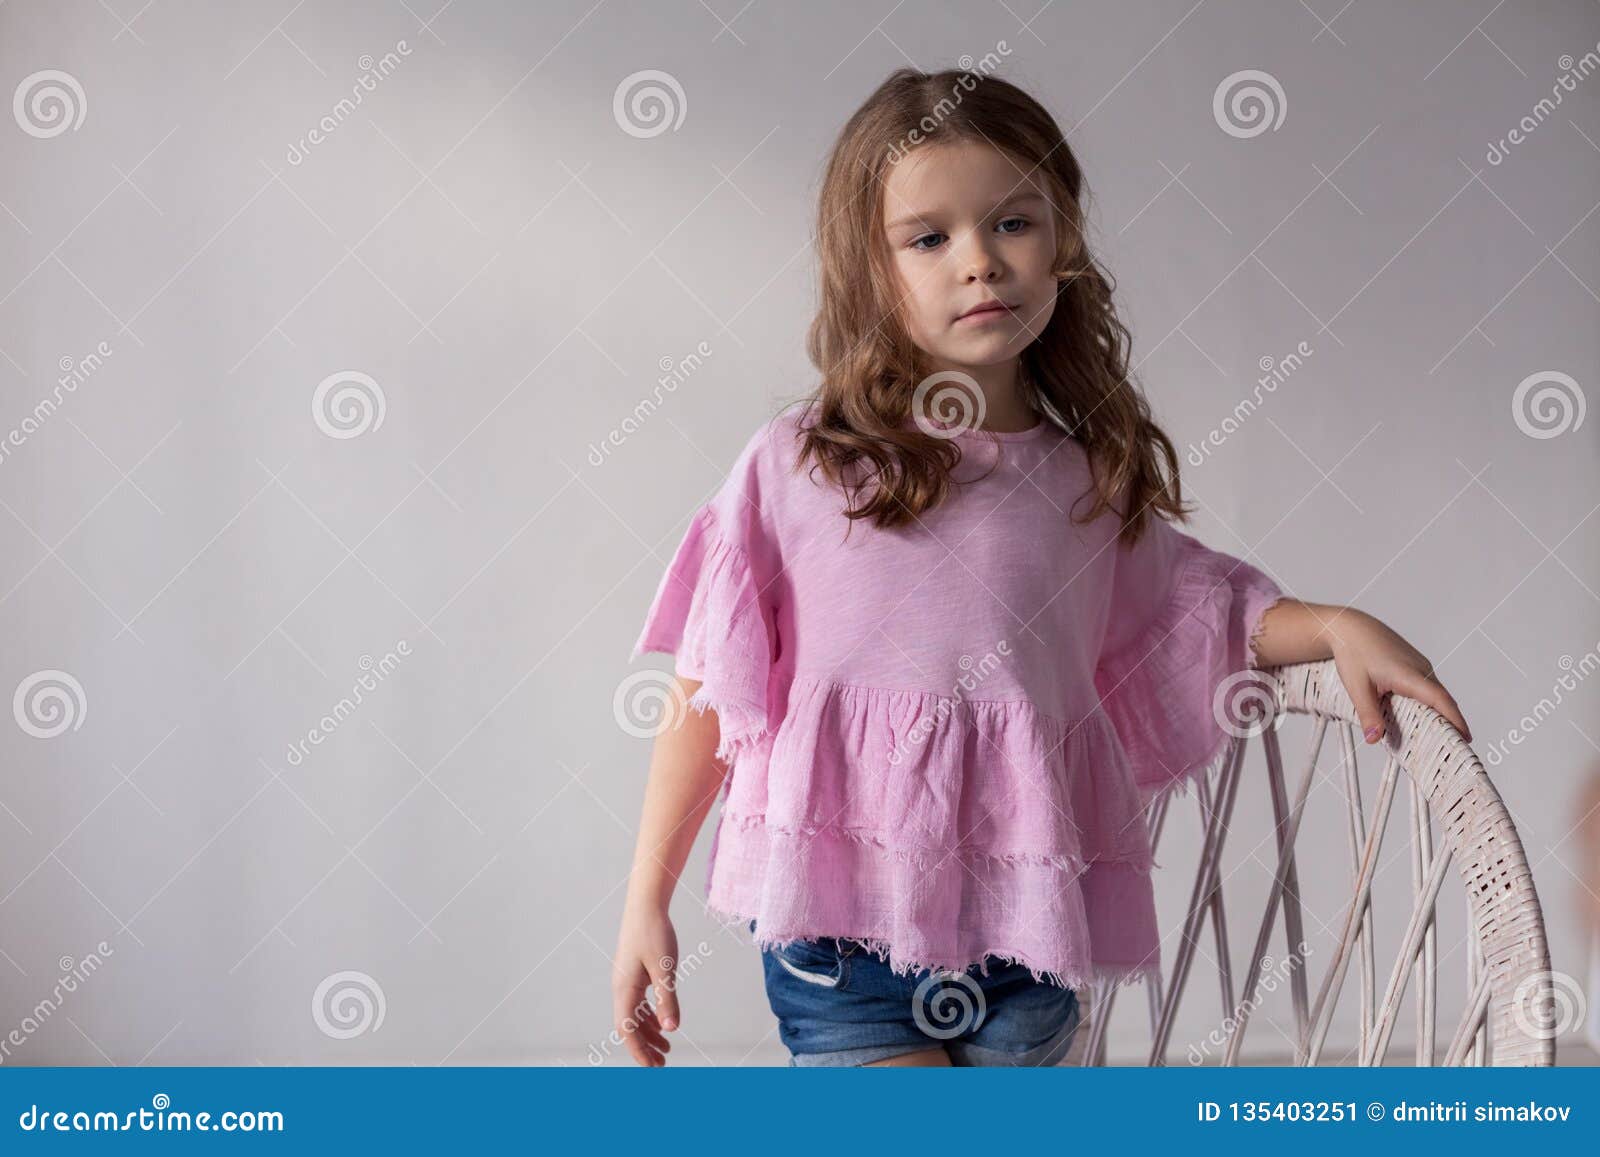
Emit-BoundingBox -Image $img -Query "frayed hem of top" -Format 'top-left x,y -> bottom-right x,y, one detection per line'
703,899 -> 1163,993
1136,621 -> 1289,844
683,686 -> 768,763
1246,594 -> 1288,669
1136,724 -> 1243,863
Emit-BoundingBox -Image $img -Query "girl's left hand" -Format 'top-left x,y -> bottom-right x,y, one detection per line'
1325,610 -> 1472,745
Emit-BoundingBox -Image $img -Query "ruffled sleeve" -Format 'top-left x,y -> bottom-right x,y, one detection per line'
1093,514 -> 1287,805
629,428 -> 783,763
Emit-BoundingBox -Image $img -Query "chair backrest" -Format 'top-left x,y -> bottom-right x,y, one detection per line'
1077,658 -> 1556,1067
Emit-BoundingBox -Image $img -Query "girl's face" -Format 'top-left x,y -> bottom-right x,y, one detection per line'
881,139 -> 1059,376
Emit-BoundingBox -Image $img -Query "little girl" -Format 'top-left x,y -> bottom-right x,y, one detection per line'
613,67 -> 1471,1068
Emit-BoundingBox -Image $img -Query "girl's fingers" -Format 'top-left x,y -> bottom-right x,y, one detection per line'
631,1022 -> 670,1053
634,1005 -> 673,1050
645,957 -> 681,1031
613,980 -> 671,1065
622,1020 -> 669,1065
624,1000 -> 672,1051
1391,667 -> 1472,742
1336,653 -> 1388,743
621,1028 -> 660,1067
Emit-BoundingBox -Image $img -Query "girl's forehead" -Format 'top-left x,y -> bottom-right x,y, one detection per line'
881,144 -> 1053,219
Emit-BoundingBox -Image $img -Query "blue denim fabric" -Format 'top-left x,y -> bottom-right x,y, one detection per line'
751,920 -> 1081,1067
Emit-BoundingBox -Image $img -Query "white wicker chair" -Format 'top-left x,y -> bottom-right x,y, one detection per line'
1077,658 -> 1555,1067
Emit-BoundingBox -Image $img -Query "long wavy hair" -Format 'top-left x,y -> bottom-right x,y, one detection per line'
789,66 -> 1189,545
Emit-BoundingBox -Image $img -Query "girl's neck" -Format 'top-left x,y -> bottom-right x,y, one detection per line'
916,356 -> 1038,432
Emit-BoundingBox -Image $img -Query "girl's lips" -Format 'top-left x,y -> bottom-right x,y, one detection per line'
956,303 -> 1017,323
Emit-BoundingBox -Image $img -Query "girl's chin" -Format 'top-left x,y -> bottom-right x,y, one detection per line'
944,338 -> 1030,362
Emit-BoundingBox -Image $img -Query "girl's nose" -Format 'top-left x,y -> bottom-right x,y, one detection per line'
959,234 -> 1003,282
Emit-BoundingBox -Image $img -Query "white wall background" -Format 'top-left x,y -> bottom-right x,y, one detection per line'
0,0 -> 1596,1065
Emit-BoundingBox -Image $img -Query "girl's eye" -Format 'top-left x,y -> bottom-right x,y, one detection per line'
909,219 -> 1028,250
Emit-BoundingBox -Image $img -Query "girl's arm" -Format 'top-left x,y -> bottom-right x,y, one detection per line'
612,675 -> 727,1067
1250,599 -> 1472,747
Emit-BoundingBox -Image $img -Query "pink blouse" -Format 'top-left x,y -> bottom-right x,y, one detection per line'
631,404 -> 1286,991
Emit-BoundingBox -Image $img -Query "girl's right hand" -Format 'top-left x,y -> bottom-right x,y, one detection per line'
611,902 -> 680,1067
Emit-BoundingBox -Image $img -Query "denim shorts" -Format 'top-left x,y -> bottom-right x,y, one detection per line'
752,920 -> 1082,1067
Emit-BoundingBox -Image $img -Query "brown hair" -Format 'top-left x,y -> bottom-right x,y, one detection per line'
788,66 -> 1189,545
